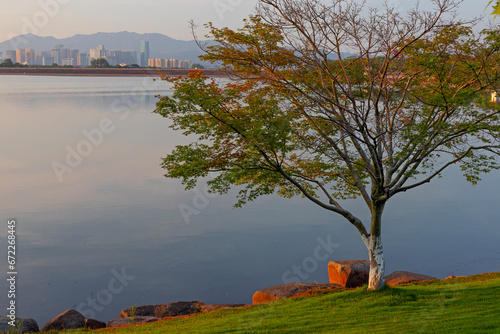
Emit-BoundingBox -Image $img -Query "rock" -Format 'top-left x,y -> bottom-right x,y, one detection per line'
120,305 -> 155,318
252,283 -> 342,305
108,316 -> 159,328
0,316 -> 39,333
328,260 -> 370,288
41,309 -> 85,331
385,271 -> 437,286
121,301 -> 204,319
201,304 -> 247,313
84,318 -> 106,329
155,301 -> 204,318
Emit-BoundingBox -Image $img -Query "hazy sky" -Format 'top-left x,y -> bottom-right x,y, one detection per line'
0,0 -> 494,43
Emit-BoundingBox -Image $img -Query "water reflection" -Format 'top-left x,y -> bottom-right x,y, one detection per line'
0,76 -> 498,325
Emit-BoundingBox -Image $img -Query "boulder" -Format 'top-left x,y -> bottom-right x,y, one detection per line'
0,316 -> 39,333
108,316 -> 159,328
155,301 -> 204,318
201,304 -> 247,313
41,309 -> 85,331
328,260 -> 370,288
84,318 -> 106,330
120,305 -> 155,318
120,301 -> 204,319
252,283 -> 342,305
385,271 -> 437,286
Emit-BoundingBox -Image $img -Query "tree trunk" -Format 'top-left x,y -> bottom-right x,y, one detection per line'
367,235 -> 385,290
366,198 -> 386,290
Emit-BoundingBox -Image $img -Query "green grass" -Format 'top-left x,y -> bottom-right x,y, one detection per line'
47,273 -> 500,333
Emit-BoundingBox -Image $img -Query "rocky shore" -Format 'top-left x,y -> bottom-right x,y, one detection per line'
0,260 -> 451,333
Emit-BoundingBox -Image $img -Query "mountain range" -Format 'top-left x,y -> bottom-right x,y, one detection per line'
0,31 -> 208,64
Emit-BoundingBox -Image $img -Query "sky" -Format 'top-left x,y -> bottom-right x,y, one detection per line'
0,0 -> 495,43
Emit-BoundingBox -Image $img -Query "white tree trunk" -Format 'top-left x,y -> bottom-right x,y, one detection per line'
367,235 -> 385,290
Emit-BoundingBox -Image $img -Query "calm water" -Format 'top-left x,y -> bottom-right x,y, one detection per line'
0,75 -> 499,325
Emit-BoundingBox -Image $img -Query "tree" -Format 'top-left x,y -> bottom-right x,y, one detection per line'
191,63 -> 205,69
0,58 -> 14,67
90,58 -> 110,68
154,0 -> 500,290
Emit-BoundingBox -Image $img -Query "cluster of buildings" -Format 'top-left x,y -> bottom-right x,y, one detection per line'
148,58 -> 192,69
0,41 -> 192,68
2,45 -> 90,67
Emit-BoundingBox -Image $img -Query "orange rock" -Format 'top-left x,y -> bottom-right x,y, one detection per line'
328,260 -> 370,288
252,283 -> 342,305
385,271 -> 436,286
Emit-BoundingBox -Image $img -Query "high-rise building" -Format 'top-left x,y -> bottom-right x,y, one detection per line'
42,56 -> 55,66
50,50 -> 60,65
108,50 -> 121,66
25,49 -> 36,65
155,58 -> 165,68
90,45 -> 107,61
76,53 -> 88,67
140,41 -> 150,67
16,49 -> 26,64
121,51 -> 138,65
51,45 -> 65,65
6,50 -> 16,61
181,60 -> 192,69
108,50 -> 138,66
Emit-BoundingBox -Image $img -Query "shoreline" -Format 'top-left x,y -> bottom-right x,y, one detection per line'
0,67 -> 229,77
4,271 -> 498,332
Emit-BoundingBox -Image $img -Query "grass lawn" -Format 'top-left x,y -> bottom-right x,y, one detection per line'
43,273 -> 499,333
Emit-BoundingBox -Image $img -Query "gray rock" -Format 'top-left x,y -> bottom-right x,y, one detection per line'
84,318 -> 106,329
120,305 -> 155,318
0,316 -> 39,333
41,309 -> 85,331
201,304 -> 247,313
155,301 -> 204,318
120,301 -> 204,319
107,316 -> 159,328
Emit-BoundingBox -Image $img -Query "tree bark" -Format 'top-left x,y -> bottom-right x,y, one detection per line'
366,199 -> 386,290
367,235 -> 385,290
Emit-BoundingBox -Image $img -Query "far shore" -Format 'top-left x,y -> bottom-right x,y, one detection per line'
0,67 -> 230,77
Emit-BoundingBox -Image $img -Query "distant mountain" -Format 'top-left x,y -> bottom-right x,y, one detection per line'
0,31 -> 209,64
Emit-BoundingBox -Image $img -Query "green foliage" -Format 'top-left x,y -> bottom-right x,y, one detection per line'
128,304 -> 136,324
191,63 -> 205,69
0,58 -> 14,67
155,13 -> 500,215
90,58 -> 110,68
0,59 -> 27,68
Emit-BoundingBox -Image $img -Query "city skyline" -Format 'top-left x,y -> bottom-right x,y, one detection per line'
0,0 -> 490,44
1,42 -> 194,68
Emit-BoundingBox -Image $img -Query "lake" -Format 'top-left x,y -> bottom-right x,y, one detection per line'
0,75 -> 499,325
